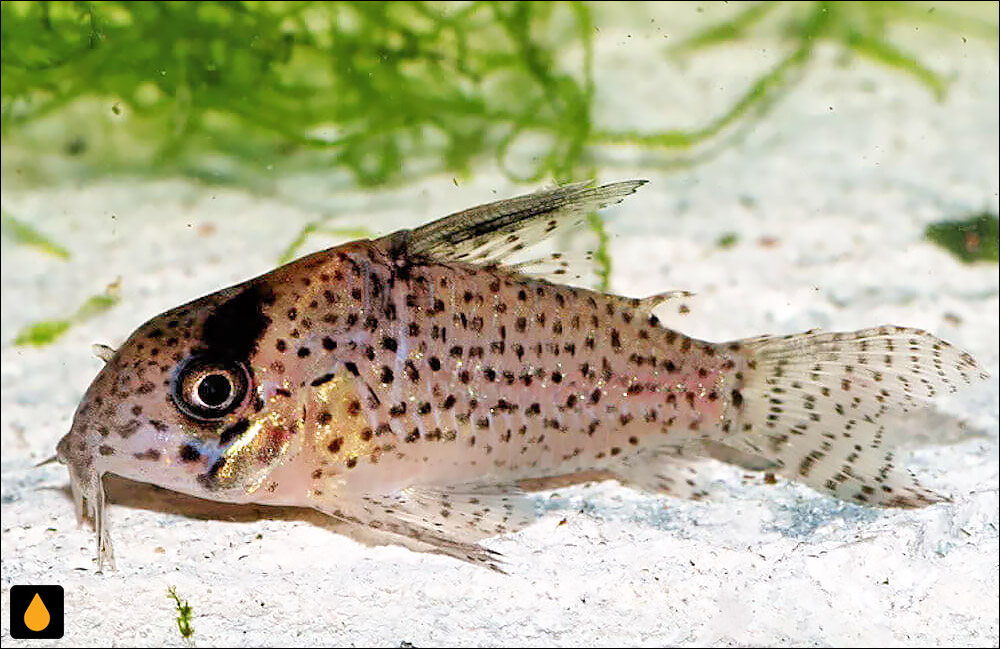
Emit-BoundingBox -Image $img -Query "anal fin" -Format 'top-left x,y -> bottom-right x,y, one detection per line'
518,470 -> 618,491
516,443 -> 778,501
614,448 -> 717,501
613,443 -> 777,501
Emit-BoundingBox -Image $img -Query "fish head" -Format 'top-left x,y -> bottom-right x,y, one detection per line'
57,274 -> 313,514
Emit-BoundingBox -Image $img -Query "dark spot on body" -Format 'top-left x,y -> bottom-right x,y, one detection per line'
117,420 -> 140,438
179,444 -> 201,462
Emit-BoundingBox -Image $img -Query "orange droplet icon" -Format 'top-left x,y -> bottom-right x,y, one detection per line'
24,592 -> 51,632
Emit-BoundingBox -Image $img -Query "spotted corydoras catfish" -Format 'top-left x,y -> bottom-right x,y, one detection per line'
57,180 -> 987,571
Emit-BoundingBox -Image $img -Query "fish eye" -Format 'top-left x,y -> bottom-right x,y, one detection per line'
172,356 -> 250,421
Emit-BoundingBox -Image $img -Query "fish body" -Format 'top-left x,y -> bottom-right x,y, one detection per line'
57,181 -> 987,570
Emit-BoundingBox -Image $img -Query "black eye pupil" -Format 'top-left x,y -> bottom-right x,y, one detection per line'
198,374 -> 232,407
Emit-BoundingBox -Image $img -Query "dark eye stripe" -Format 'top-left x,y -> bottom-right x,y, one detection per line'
218,418 -> 250,446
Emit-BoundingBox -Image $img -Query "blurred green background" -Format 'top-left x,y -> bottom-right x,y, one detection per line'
2,1 -> 997,345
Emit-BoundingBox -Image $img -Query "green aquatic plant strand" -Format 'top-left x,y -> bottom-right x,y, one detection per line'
166,586 -> 195,641
593,1 -> 997,149
14,285 -> 120,347
1,208 -> 71,260
278,223 -> 374,265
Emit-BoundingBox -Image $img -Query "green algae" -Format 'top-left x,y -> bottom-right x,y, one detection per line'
925,212 -> 1000,264
716,232 -> 740,249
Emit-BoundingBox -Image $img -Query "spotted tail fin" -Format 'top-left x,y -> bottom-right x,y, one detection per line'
728,326 -> 987,507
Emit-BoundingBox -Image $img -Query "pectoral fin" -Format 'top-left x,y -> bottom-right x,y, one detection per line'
315,482 -> 537,571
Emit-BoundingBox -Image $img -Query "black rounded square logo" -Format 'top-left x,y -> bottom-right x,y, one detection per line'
9,585 -> 64,639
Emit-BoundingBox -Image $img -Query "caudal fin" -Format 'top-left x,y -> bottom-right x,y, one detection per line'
727,326 -> 987,507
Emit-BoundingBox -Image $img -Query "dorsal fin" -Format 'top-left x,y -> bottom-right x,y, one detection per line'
388,180 -> 647,268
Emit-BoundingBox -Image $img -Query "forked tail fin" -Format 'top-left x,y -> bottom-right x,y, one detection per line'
726,326 -> 987,507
